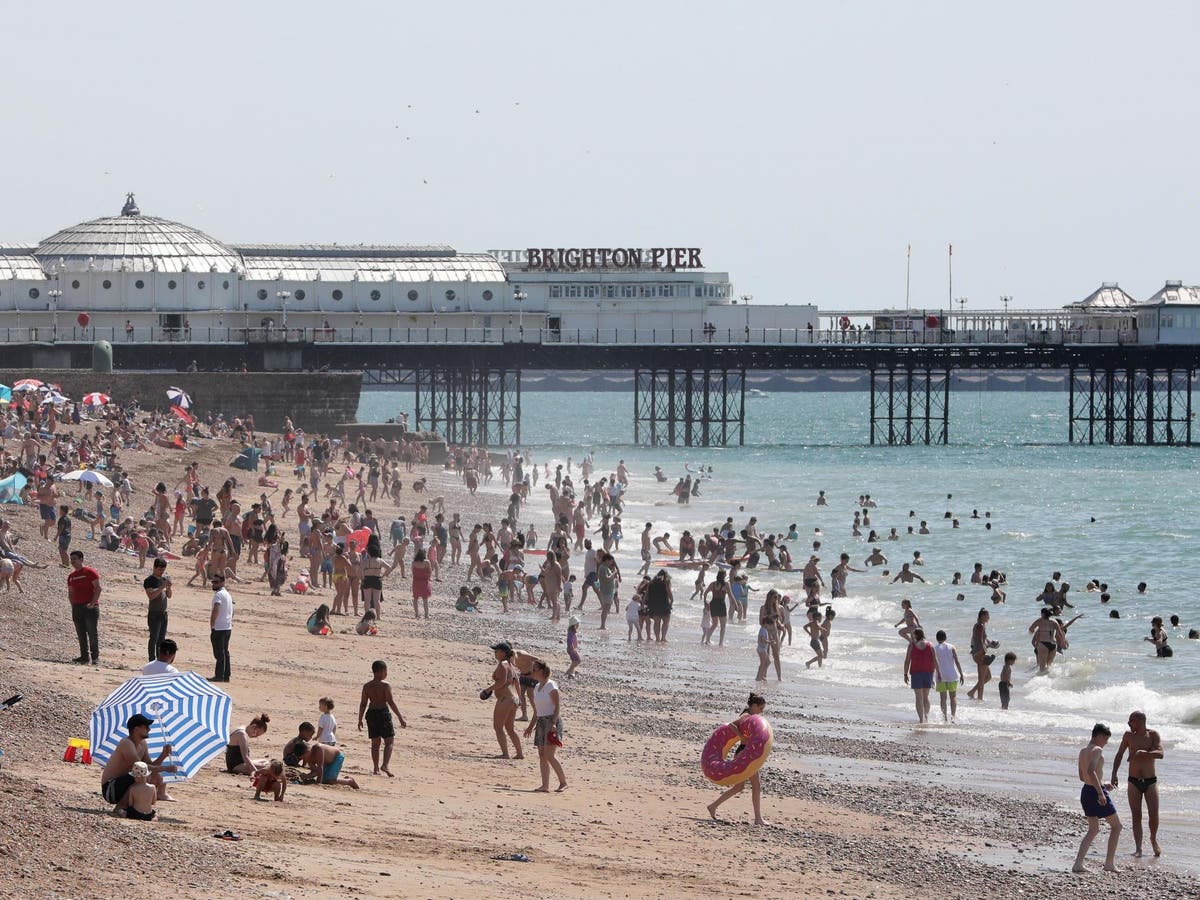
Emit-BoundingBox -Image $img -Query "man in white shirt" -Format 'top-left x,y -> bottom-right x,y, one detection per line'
142,638 -> 179,675
209,574 -> 233,682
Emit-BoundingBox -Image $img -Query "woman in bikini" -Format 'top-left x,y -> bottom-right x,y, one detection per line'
966,608 -> 1000,700
360,536 -> 391,620
1028,607 -> 1067,673
703,569 -> 731,646
331,544 -> 351,615
482,642 -> 524,760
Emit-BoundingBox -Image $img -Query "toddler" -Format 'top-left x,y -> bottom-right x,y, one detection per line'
565,617 -> 581,677
998,652 -> 1017,710
317,697 -> 338,745
253,759 -> 288,801
625,593 -> 642,641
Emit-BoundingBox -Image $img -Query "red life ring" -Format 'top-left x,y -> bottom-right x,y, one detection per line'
925,315 -> 940,328
839,316 -> 851,330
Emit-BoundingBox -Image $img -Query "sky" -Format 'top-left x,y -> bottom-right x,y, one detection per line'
2,1 -> 1197,311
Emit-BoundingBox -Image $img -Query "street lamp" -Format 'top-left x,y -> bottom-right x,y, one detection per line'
955,296 -> 968,329
48,289 -> 62,341
277,290 -> 291,338
513,284 -> 527,340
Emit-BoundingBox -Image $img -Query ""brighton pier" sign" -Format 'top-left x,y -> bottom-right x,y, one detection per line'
491,248 -> 704,271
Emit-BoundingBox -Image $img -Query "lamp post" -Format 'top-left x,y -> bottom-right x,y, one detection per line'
513,285 -> 527,340
1000,295 -> 1011,330
277,290 -> 291,339
48,289 -> 62,341
955,296 -> 968,330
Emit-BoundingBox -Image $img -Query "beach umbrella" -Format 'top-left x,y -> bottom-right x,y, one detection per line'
0,385 -> 11,405
170,404 -> 195,425
82,392 -> 111,406
41,392 -> 68,406
90,672 -> 232,782
60,469 -> 115,488
166,387 -> 192,409
12,379 -> 44,392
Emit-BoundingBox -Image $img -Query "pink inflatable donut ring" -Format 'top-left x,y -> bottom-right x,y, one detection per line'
700,714 -> 773,786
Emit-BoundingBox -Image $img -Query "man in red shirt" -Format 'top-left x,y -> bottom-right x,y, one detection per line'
67,550 -> 102,665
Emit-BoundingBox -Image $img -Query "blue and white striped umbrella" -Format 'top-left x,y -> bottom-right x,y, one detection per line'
90,672 -> 232,782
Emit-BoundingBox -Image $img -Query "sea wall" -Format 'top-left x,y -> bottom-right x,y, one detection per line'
0,369 -> 361,433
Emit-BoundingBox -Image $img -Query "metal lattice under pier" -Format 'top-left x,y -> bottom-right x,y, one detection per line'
633,368 -> 745,447
414,367 -> 521,447
869,367 -> 950,445
1068,366 -> 1193,445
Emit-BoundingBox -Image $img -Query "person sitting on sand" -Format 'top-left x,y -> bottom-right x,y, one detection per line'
294,740 -> 359,789
706,693 -> 770,826
226,714 -> 270,775
124,761 -> 158,821
99,713 -> 178,814
306,603 -> 332,635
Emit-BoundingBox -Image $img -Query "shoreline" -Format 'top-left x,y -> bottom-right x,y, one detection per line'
0,432 -> 1197,897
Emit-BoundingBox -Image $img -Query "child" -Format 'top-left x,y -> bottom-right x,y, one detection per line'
565,616 -> 581,677
252,759 -> 288,801
355,608 -> 379,635
700,598 -> 713,645
691,563 -> 709,601
894,599 -> 921,644
455,586 -> 477,612
998,652 -> 1017,710
307,604 -> 332,635
317,697 -> 338,745
358,659 -> 408,777
125,761 -> 158,821
625,592 -> 642,641
497,565 -> 515,613
0,557 -> 19,593
563,574 -> 576,611
804,608 -> 824,669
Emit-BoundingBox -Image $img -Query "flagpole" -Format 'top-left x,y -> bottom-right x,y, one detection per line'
947,243 -> 953,323
905,244 -> 911,314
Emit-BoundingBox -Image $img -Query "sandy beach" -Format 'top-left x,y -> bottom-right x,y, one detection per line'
1,428 -> 1197,900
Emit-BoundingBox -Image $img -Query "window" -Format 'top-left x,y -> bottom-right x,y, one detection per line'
639,285 -> 654,298
197,280 -> 206,290
605,286 -> 617,298
565,285 -> 581,298
548,285 -> 563,298
444,289 -> 456,301
257,289 -> 268,300
583,286 -> 599,298
28,287 -> 39,299
407,289 -> 419,301
332,289 -> 344,301
102,279 -> 112,290
71,280 -> 80,290
294,289 -> 305,300
482,289 -> 493,301
659,285 -> 674,297
370,289 -> 381,301
621,285 -> 636,298
168,280 -> 177,290
222,280 -> 230,290
135,279 -> 144,289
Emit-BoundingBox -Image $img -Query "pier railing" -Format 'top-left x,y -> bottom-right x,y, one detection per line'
0,324 -> 1139,347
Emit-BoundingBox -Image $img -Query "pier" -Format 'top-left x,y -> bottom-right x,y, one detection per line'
6,324 -> 1200,448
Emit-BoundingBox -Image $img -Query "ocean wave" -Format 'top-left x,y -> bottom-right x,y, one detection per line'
1023,677 -> 1200,731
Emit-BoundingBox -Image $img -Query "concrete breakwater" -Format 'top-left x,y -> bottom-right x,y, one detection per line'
0,369 -> 361,433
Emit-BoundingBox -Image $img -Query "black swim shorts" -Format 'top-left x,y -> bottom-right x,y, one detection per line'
365,707 -> 395,740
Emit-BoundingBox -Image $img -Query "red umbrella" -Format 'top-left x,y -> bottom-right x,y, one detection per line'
170,405 -> 195,425
82,392 -> 112,406
12,378 -> 44,391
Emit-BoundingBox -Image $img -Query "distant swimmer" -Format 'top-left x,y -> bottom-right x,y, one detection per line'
1072,723 -> 1122,874
918,521 -> 930,535
912,551 -> 924,566
1146,617 -> 1173,658
816,490 -> 827,506
890,563 -> 926,585
830,553 -> 864,598
864,548 -> 887,567
1110,711 -> 1163,858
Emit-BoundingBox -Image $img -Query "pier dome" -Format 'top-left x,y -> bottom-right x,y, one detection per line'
33,193 -> 241,274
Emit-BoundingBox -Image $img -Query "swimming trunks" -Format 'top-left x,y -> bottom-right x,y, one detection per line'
935,680 -> 958,693
809,638 -> 822,654
125,807 -> 156,821
519,674 -> 537,690
101,774 -> 135,805
998,681 -> 1011,706
1080,783 -> 1117,818
1128,776 -> 1158,794
322,750 -> 345,783
365,707 -> 394,739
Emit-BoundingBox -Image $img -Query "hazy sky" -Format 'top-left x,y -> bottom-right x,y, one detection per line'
3,2 -> 1196,311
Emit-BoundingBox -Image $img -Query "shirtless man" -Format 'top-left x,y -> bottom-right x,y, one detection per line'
296,740 -> 359,789
1110,710 -> 1163,857
541,553 -> 566,622
830,552 -> 864,598
890,563 -> 926,584
357,659 -> 408,777
98,713 -> 178,814
1028,607 -> 1067,673
638,523 -> 654,577
865,547 -> 888,567
1072,723 -> 1122,873
37,478 -> 57,540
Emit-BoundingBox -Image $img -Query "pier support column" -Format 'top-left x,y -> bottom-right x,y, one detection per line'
1068,366 -> 1192,445
869,366 -> 949,445
413,366 -> 520,446
633,368 -> 745,447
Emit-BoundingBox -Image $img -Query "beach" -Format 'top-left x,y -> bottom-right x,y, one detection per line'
1,419 -> 1198,899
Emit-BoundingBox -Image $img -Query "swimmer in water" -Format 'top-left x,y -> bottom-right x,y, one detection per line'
890,563 -> 926,585
894,599 -> 921,644
864,547 -> 887,567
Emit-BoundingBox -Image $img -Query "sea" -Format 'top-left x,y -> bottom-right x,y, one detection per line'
360,388 -> 1200,872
